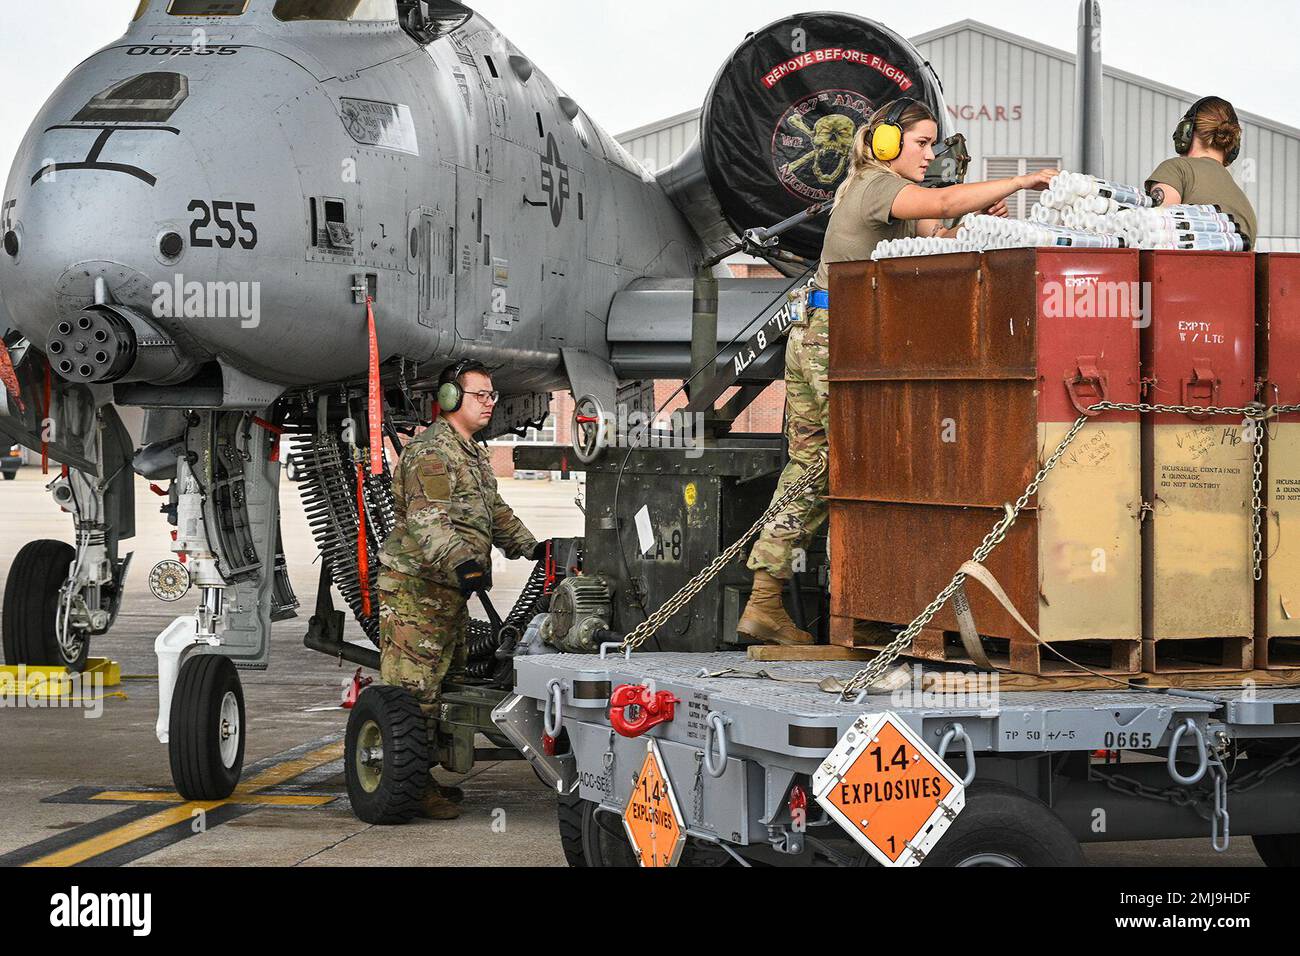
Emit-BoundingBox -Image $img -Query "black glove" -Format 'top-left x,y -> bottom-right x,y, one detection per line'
531,541 -> 549,563
454,560 -> 491,595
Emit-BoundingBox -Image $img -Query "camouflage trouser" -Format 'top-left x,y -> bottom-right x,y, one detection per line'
377,569 -> 468,740
747,305 -> 829,579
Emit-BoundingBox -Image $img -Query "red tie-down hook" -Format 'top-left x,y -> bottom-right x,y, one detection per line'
609,683 -> 680,737
341,667 -> 373,709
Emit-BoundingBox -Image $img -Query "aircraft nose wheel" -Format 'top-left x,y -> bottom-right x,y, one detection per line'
344,685 -> 430,824
168,654 -> 245,800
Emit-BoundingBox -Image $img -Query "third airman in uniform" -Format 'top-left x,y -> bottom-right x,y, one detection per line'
377,359 -> 544,819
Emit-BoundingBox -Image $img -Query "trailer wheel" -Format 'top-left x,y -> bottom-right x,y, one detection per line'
2,539 -> 85,670
345,685 -> 429,824
578,798 -> 640,866
556,792 -> 588,867
921,781 -> 1084,867
569,797 -> 737,866
1252,834 -> 1300,867
168,654 -> 245,800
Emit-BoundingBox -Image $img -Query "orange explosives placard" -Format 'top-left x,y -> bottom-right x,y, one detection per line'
812,712 -> 966,867
622,740 -> 686,867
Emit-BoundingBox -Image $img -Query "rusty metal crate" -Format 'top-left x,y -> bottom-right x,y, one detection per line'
827,248 -> 1143,676
1140,250 -> 1256,673
1256,252 -> 1300,669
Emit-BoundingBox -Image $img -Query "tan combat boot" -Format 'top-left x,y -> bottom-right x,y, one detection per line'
419,785 -> 461,820
737,570 -> 813,645
434,778 -> 464,803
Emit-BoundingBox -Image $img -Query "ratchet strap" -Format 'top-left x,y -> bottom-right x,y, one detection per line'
952,560 -> 1041,669
699,665 -> 912,695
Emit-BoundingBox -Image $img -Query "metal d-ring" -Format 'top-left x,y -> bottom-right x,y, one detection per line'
703,712 -> 731,778
543,679 -> 564,738
1167,718 -> 1209,786
937,722 -> 977,786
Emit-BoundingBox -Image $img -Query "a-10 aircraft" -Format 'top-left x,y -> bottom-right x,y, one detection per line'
0,0 -> 955,799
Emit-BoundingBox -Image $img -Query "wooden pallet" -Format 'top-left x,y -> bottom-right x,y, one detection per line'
747,645 -> 876,662
1142,636 -> 1253,674
830,616 -> 1141,676
1260,636 -> 1300,670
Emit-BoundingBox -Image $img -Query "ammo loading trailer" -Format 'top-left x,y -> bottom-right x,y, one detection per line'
487,248 -> 1300,867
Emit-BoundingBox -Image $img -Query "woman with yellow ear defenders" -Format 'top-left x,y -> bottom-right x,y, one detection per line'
738,96 -> 1057,646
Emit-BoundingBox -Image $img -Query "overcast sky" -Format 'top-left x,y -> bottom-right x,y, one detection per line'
2,0 -> 1297,179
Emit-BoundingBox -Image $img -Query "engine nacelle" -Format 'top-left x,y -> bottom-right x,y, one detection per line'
659,13 -> 953,262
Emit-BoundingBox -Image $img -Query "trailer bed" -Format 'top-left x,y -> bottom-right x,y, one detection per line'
497,650 -> 1300,863
513,651 -> 1300,764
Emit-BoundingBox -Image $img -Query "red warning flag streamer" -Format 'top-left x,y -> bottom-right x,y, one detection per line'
356,459 -> 371,618
366,295 -> 383,477
41,360 -> 51,475
0,339 -> 24,413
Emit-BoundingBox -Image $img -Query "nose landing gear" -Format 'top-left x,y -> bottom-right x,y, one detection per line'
168,654 -> 246,801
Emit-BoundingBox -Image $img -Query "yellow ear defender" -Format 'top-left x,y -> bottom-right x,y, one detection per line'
870,97 -> 917,162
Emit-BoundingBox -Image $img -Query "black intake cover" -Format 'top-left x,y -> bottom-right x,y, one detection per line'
700,13 -> 948,259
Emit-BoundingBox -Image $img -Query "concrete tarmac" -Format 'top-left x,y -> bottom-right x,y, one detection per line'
0,464 -> 1266,866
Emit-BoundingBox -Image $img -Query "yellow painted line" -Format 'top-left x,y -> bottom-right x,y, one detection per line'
92,791 -> 334,808
24,741 -> 344,867
237,742 -> 344,794
25,801 -> 224,868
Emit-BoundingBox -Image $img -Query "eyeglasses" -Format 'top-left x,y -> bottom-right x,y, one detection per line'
466,389 -> 499,405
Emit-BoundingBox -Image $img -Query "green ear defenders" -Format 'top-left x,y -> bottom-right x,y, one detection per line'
871,97 -> 918,162
1173,96 -> 1240,165
436,359 -> 473,413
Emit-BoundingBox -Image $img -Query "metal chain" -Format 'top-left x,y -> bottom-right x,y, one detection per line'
1090,740 -> 1300,811
1252,421 -> 1265,580
837,399 -> 1300,699
611,398 -> 1300,678
838,410 -> 1095,697
620,455 -> 828,651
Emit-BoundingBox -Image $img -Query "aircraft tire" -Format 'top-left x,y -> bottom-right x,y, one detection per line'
2,539 -> 84,670
344,685 -> 429,824
169,654 -> 245,800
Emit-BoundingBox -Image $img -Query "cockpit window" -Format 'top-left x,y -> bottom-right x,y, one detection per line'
167,0 -> 250,14
273,0 -> 398,21
74,73 -> 190,123
134,0 -> 150,20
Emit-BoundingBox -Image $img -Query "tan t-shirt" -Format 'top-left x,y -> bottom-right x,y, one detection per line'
1145,156 -> 1257,246
814,167 -> 917,289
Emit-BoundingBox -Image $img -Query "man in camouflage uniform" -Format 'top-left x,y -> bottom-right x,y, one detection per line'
739,302 -> 828,645
377,359 -> 544,819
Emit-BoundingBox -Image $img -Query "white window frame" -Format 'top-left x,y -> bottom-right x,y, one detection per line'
983,156 -> 1061,220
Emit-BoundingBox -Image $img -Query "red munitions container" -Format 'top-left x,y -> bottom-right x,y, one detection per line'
1140,250 -> 1256,672
1257,253 -> 1300,668
827,247 -> 1142,674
